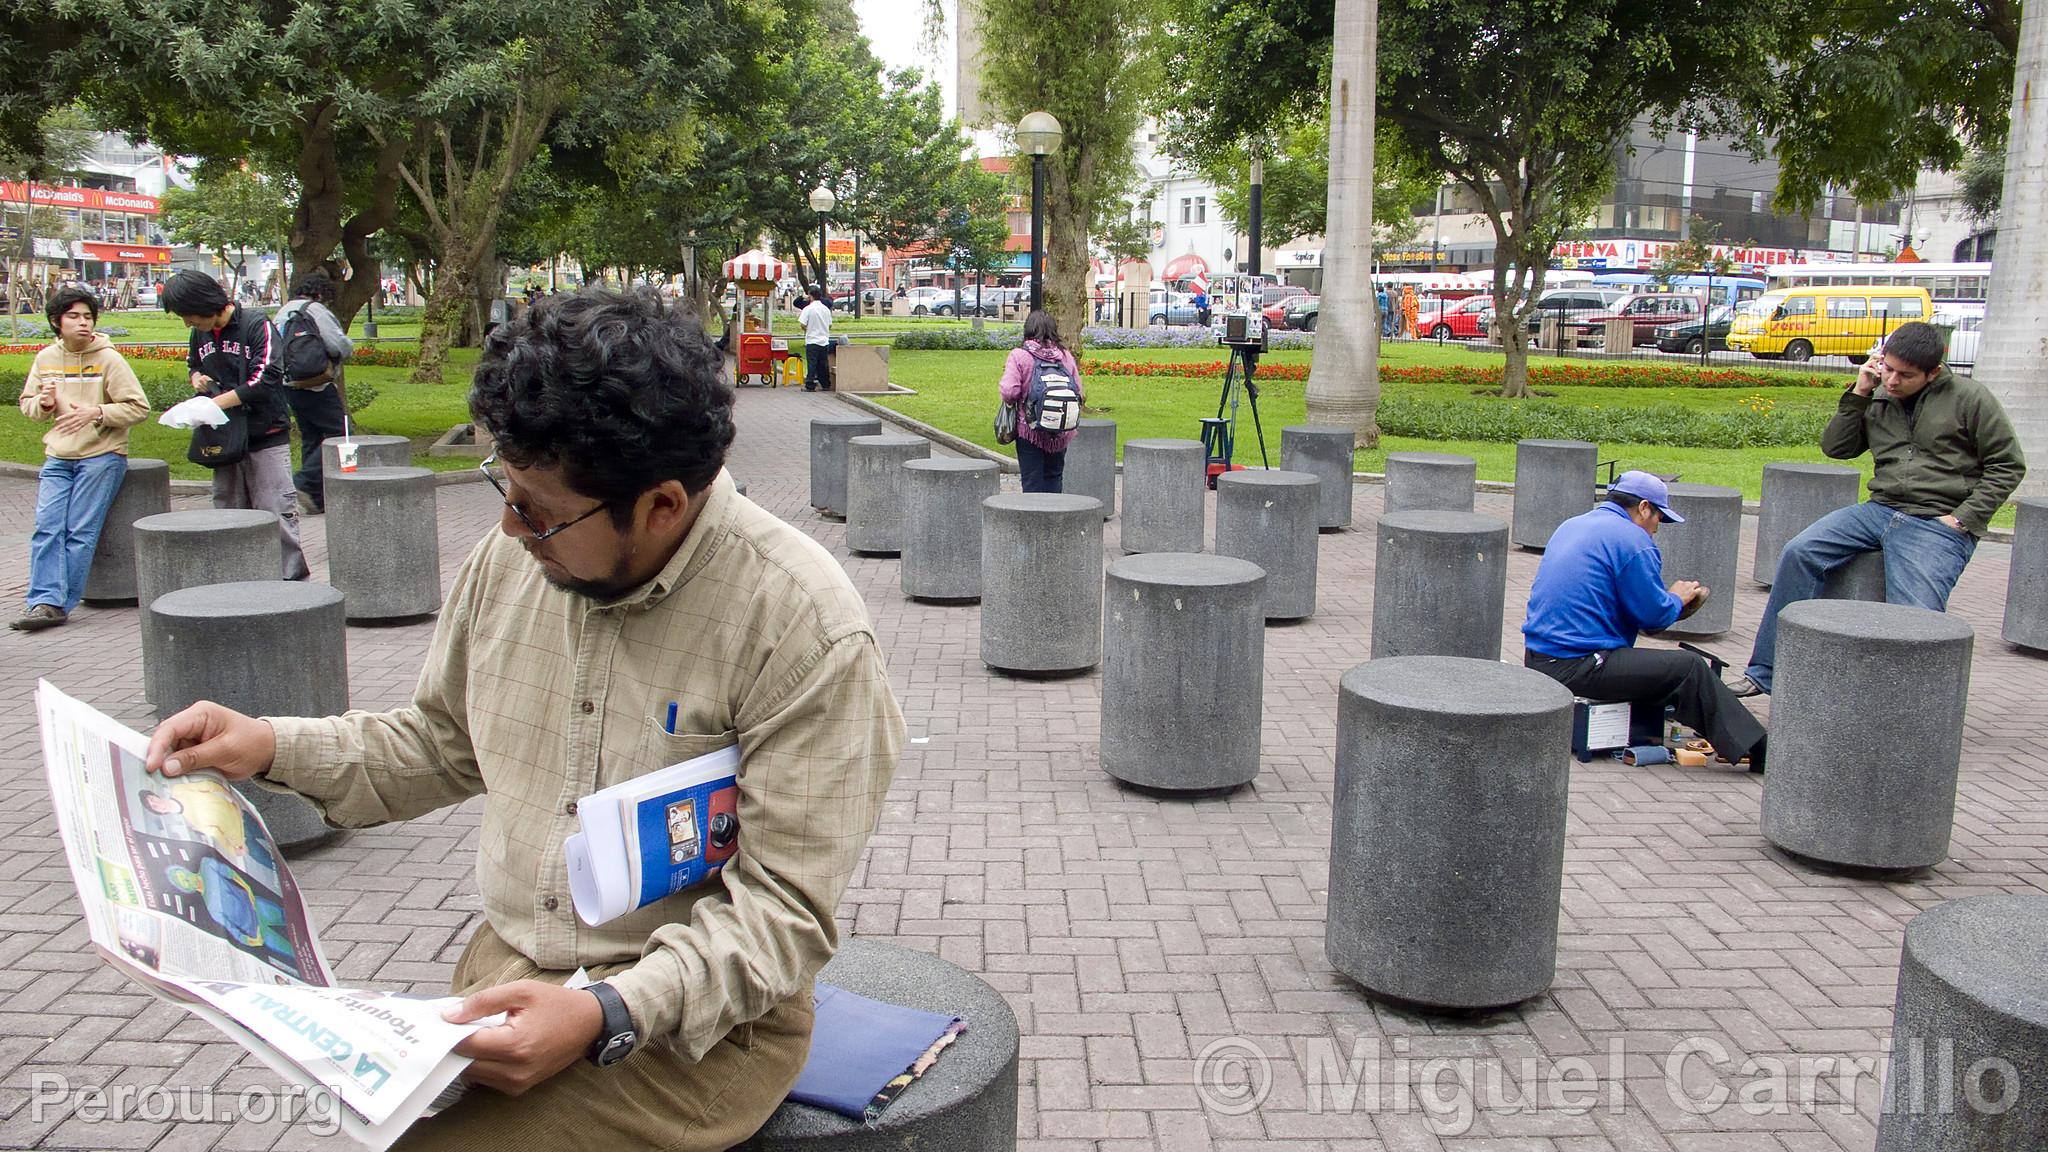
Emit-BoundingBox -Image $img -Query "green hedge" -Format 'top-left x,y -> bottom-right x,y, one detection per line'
133,361 -> 379,416
1377,395 -> 1830,448
1383,363 -> 1846,390
891,329 -> 1020,350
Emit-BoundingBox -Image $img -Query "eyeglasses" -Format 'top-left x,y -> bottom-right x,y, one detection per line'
479,452 -> 611,542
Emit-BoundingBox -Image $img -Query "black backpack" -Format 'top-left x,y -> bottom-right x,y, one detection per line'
279,308 -> 335,387
1025,356 -> 1082,433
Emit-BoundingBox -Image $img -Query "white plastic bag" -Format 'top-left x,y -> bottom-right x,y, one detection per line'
159,395 -> 229,429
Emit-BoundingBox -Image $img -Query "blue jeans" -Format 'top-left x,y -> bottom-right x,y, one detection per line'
1015,438 -> 1066,493
1745,500 -> 1976,691
29,453 -> 128,613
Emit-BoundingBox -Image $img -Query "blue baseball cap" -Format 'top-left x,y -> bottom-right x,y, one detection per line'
1609,470 -> 1685,523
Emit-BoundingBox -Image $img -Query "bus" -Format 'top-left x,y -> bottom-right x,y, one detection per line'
1590,272 -> 1765,307
1766,261 -> 1991,304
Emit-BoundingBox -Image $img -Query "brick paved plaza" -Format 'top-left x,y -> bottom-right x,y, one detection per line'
0,386 -> 2042,1151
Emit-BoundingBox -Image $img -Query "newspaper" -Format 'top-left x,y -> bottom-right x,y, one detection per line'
37,681 -> 494,1149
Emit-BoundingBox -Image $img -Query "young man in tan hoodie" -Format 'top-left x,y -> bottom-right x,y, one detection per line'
14,286 -> 151,631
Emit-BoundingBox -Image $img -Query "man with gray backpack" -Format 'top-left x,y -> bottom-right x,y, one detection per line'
996,310 -> 1083,492
273,271 -> 354,513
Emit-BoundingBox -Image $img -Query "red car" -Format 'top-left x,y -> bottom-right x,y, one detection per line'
1430,296 -> 1495,339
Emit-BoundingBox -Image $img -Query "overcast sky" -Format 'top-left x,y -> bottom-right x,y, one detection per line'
852,0 -> 955,111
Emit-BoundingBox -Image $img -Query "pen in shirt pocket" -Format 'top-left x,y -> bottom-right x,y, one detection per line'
664,700 -> 678,735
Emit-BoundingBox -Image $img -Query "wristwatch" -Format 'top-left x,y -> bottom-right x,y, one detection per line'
585,981 -> 638,1067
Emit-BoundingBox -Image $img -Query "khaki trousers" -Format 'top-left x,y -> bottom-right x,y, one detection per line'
393,922 -> 813,1152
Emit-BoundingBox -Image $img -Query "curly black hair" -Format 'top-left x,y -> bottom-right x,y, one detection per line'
468,287 -> 735,517
292,270 -> 337,304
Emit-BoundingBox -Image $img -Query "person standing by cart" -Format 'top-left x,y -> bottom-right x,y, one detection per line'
799,285 -> 833,392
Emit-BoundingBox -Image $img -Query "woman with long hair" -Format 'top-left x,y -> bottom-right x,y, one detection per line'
997,310 -> 1084,492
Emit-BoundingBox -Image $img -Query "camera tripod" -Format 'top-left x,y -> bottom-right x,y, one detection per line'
1200,342 -> 1270,487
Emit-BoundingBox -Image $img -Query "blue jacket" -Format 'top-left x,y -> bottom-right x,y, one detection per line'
1522,502 -> 1683,658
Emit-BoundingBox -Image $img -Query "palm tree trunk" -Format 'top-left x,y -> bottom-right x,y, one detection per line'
1974,0 -> 2047,499
1303,0 -> 1381,446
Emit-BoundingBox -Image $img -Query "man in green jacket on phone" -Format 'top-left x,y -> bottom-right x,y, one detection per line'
1736,320 -> 2026,695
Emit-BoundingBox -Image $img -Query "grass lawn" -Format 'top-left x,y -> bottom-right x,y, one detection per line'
878,345 -> 1888,507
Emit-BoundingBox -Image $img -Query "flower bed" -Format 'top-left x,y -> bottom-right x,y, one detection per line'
1084,359 -> 1310,381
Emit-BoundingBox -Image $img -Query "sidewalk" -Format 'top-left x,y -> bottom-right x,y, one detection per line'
0,385 -> 2042,1150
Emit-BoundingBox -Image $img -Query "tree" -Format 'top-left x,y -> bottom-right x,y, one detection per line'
1194,121 -> 1438,255
0,106 -> 95,320
1764,0 -> 2021,210
972,0 -> 1162,344
1973,0 -> 2046,499
1302,0 -> 1380,440
84,0 -> 427,326
1649,217 -> 1737,284
398,0 -> 775,382
159,164 -> 296,295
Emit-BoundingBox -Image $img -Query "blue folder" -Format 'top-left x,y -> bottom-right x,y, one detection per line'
786,983 -> 963,1120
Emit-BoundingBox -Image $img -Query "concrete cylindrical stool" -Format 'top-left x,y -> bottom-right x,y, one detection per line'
901,458 -> 999,602
1511,439 -> 1596,549
1101,554 -> 1265,792
1654,483 -> 1742,637
1281,425 -> 1355,530
1215,470 -> 1319,620
149,580 -> 349,854
809,414 -> 882,518
1119,439 -> 1206,553
82,458 -> 171,605
1752,462 -> 1861,583
136,510 -> 284,710
981,494 -> 1104,675
1326,656 -> 1574,1010
320,434 -> 410,478
326,467 -> 441,621
1063,419 -> 1118,520
1383,451 -> 1477,514
1762,600 -> 1973,872
741,939 -> 1020,1151
1875,894 -> 2048,1151
844,435 -> 930,555
1819,549 -> 1886,601
1371,512 -> 1510,660
2004,497 -> 2048,650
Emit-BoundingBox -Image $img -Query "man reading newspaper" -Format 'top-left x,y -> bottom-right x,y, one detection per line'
146,288 -> 906,1150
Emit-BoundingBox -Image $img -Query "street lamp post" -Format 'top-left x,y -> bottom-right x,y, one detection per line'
1017,110 -> 1063,314
1248,157 -> 1263,281
808,184 -> 836,299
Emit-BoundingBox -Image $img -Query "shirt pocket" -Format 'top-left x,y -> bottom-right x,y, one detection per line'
642,719 -> 739,774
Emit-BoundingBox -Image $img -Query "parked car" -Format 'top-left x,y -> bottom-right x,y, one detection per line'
1571,291 -> 1706,347
1280,295 -> 1320,331
1430,295 -> 1495,339
1524,287 -> 1630,332
1864,305 -> 1982,371
1258,284 -> 1311,310
899,287 -> 953,316
134,283 -> 160,308
831,286 -> 895,313
1726,284 -> 1933,362
1653,305 -> 1735,354
1149,288 -> 1200,325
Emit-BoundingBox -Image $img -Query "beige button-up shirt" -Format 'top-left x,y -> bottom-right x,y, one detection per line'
264,471 -> 904,1061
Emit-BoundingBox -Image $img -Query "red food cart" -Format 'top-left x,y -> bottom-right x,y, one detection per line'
722,249 -> 795,387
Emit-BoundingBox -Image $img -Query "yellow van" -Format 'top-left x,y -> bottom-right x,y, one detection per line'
1724,284 -> 1934,363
